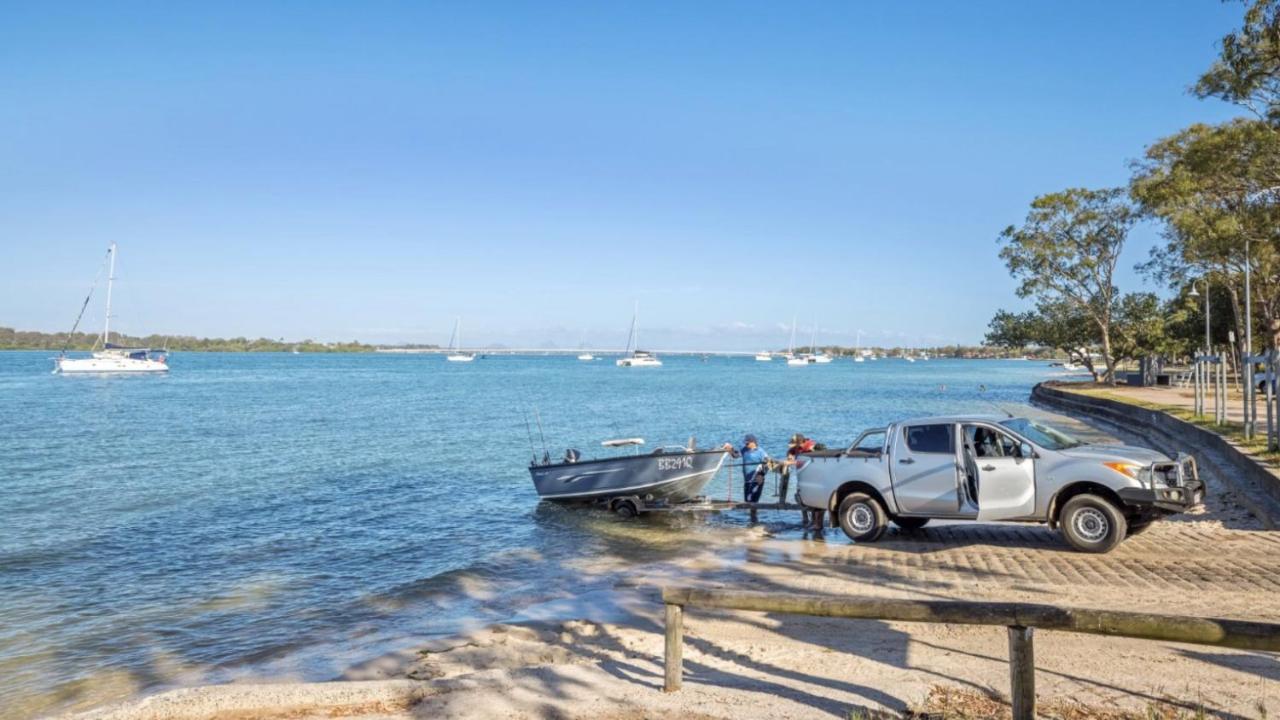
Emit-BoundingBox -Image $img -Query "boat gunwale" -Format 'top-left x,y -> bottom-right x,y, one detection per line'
530,448 -> 729,472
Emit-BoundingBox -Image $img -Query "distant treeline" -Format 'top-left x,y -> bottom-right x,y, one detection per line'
0,327 -> 429,353
791,345 -> 1056,360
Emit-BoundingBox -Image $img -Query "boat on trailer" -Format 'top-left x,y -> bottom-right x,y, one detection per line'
54,243 -> 169,375
529,438 -> 728,505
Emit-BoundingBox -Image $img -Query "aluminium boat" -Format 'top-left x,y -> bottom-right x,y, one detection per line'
529,438 -> 728,503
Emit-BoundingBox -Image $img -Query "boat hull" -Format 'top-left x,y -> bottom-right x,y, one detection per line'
55,357 -> 168,374
530,450 -> 727,503
616,357 -> 662,367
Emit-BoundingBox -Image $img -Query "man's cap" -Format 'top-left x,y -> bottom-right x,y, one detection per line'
743,434 -> 758,445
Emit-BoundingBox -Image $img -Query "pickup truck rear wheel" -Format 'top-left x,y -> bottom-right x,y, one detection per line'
1059,494 -> 1127,553
837,493 -> 887,543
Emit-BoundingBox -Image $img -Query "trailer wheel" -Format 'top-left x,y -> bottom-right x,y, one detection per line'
837,493 -> 887,543
613,499 -> 639,518
892,516 -> 930,531
1059,494 -> 1127,553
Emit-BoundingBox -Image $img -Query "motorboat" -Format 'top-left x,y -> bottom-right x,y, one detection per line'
54,243 -> 169,375
755,352 -> 773,362
578,353 -> 595,361
445,317 -> 475,362
529,438 -> 729,503
616,303 -> 662,367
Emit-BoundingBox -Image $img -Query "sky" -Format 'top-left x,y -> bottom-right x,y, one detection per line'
0,1 -> 1249,350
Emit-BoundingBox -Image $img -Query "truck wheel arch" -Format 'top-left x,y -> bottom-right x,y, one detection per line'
1048,482 -> 1125,529
829,481 -> 888,514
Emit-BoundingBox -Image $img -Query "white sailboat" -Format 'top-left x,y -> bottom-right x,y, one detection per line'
445,318 -> 475,362
809,319 -> 832,363
54,243 -> 169,375
616,303 -> 662,367
577,331 -> 594,361
785,317 -> 808,366
853,331 -> 865,362
754,352 -> 773,362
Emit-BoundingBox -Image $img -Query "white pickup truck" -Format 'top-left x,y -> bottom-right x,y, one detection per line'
795,415 -> 1202,553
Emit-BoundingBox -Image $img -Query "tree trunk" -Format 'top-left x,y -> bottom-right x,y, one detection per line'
1099,321 -> 1117,385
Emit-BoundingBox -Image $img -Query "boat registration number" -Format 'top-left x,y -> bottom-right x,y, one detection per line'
657,456 -> 694,471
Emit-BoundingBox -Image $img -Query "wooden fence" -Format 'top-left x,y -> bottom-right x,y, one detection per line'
662,587 -> 1280,719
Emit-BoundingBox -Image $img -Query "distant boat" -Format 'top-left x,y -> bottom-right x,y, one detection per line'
578,353 -> 595,361
784,317 -> 808,366
616,303 -> 662,367
755,352 -> 773,362
808,318 -> 832,363
445,318 -> 475,362
853,355 -> 865,363
54,242 -> 169,375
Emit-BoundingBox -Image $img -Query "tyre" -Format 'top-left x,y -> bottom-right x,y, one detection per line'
837,492 -> 888,543
1059,494 -> 1127,553
892,516 -> 930,531
613,500 -> 639,518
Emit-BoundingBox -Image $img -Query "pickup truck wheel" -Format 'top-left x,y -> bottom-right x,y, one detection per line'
837,493 -> 887,543
1059,494 -> 1127,553
892,516 -> 930,531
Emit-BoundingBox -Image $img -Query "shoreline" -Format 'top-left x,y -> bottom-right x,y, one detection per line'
65,406 -> 1280,720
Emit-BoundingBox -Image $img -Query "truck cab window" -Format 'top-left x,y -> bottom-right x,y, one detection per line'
905,424 -> 953,454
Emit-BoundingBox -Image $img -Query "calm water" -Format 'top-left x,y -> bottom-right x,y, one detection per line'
0,352 -> 1058,717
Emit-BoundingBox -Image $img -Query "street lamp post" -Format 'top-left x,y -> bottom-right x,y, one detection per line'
1190,279 -> 1211,418
1241,186 -> 1280,438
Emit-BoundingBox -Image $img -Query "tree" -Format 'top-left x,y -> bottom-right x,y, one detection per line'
985,301 -> 1102,379
998,188 -> 1135,383
1194,0 -> 1280,125
1130,119 -> 1280,352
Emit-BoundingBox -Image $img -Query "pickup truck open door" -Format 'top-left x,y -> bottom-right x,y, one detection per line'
964,423 -> 1036,521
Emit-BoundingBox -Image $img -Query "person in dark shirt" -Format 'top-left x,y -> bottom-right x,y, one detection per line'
725,434 -> 772,503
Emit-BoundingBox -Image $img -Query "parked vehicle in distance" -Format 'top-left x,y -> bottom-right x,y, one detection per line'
795,415 -> 1203,553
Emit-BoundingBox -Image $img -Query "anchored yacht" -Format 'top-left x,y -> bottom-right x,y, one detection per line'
54,243 -> 169,375
616,304 -> 662,367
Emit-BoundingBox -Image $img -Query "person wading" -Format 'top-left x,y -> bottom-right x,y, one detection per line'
725,434 -> 773,504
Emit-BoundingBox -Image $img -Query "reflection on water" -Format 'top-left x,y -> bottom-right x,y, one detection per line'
0,352 -> 1054,717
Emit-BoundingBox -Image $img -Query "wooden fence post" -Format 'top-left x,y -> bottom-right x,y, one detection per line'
1007,625 -> 1035,720
664,603 -> 683,692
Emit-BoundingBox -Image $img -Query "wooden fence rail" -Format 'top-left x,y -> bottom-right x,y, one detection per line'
661,587 -> 1280,719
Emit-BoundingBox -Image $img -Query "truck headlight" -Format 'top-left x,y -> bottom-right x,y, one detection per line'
1103,462 -> 1150,488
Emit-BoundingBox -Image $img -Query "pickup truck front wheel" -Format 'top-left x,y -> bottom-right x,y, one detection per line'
837,493 -> 887,543
1059,494 -> 1127,553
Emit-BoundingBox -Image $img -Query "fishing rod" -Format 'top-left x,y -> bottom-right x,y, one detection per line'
532,407 -> 549,463
522,410 -> 538,465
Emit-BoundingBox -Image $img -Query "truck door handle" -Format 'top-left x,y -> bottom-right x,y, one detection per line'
899,458 -> 915,465
981,465 -> 995,472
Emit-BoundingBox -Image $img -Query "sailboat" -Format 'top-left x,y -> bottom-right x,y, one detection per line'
754,352 -> 773,361
616,304 -> 662,367
577,331 -> 594,361
54,243 -> 169,374
445,318 -> 475,362
785,318 -> 808,366
809,319 -> 832,363
853,331 -> 865,362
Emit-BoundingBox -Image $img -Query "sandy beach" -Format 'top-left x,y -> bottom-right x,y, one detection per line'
67,410 -> 1280,720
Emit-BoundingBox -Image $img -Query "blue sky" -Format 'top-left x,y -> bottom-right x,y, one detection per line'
0,1 -> 1246,349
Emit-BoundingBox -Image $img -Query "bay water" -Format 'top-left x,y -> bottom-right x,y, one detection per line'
0,352 -> 1059,717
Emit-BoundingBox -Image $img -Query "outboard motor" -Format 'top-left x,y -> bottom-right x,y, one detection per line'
564,448 -> 581,464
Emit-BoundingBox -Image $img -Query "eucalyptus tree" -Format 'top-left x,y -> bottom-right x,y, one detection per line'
1131,119 -> 1280,351
985,301 -> 1101,379
1195,0 -> 1280,126
998,188 -> 1134,383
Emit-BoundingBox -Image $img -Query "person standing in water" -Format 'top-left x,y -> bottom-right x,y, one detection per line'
725,434 -> 771,503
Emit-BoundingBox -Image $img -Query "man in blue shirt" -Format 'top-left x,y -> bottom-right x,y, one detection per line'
727,434 -> 771,503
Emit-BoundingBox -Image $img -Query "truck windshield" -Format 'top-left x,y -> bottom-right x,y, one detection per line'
999,418 -> 1083,451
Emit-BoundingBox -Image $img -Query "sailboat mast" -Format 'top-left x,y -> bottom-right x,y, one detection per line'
788,316 -> 796,354
103,243 -> 117,346
810,318 -> 817,354
450,317 -> 461,351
